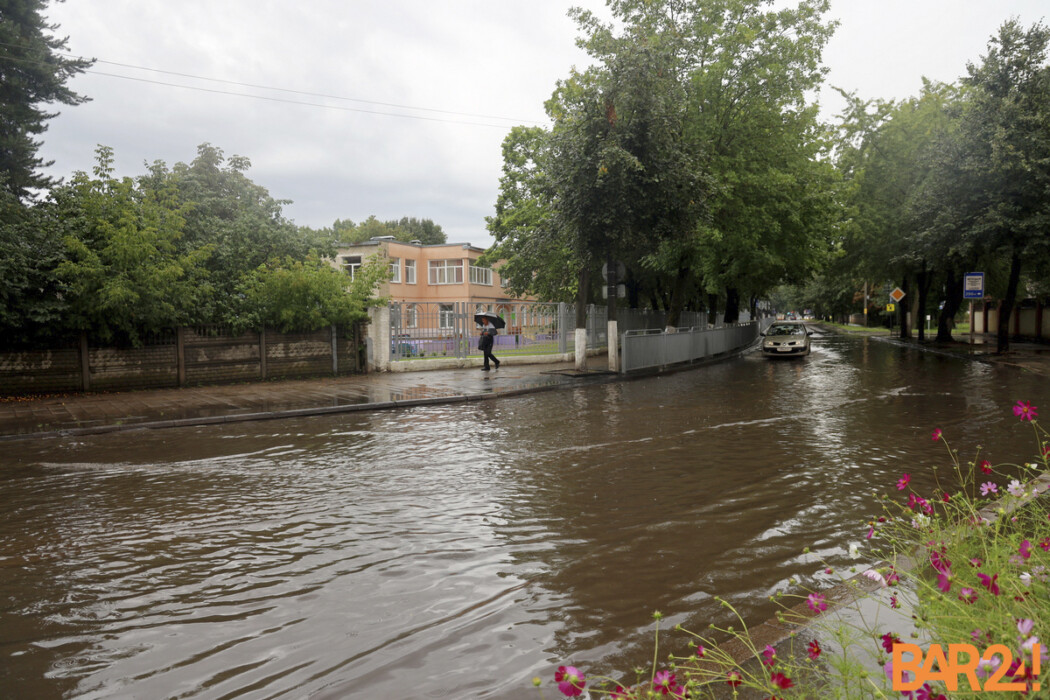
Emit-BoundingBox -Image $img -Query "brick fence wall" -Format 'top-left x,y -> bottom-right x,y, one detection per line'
0,323 -> 367,396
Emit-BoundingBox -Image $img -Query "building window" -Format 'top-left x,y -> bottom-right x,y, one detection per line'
405,259 -> 416,284
406,304 -> 418,328
438,304 -> 454,329
470,265 -> 493,286
429,259 -> 464,285
342,255 -> 362,280
389,257 -> 401,283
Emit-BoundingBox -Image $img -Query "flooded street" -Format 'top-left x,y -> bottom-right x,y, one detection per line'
2,332 -> 1046,699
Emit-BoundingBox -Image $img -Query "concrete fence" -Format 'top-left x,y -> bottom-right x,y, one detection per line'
0,323 -> 366,396
620,321 -> 764,374
972,301 -> 1050,341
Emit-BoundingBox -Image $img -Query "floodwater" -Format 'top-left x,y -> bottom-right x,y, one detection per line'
1,333 -> 1045,699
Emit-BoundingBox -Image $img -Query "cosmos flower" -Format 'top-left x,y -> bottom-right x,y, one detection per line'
1013,400 -> 1038,421
555,666 -> 586,697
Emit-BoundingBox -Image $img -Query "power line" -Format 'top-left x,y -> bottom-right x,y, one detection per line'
0,44 -> 548,128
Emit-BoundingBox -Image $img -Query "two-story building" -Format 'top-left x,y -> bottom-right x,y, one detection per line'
332,237 -> 537,337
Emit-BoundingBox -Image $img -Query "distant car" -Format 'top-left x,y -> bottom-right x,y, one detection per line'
760,322 -> 812,357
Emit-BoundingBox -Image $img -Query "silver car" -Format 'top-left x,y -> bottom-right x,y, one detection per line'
760,322 -> 812,357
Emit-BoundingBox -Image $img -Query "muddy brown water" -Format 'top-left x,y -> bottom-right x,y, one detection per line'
1,333 -> 1045,698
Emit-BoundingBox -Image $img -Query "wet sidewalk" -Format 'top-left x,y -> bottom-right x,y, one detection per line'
1,330 -> 1046,443
0,361 -> 618,442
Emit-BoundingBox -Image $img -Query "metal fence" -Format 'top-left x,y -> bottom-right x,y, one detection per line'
389,301 -> 606,361
620,322 -> 761,373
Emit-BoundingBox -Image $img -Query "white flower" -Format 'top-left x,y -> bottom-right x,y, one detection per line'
849,543 -> 861,560
911,514 -> 930,530
1007,479 -> 1025,497
1020,572 -> 1033,587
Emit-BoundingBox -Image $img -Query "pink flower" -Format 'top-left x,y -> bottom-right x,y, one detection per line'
1014,400 -> 1038,421
807,593 -> 827,612
863,569 -> 888,587
897,474 -> 911,490
931,428 -> 942,441
980,481 -> 998,496
977,572 -> 1000,596
808,639 -> 822,660
936,571 -> 952,593
881,632 -> 901,653
1020,540 -> 1032,560
867,526 -> 875,540
1040,537 -> 1050,552
916,683 -> 943,700
771,671 -> 794,689
555,666 -> 586,697
726,670 -> 742,687
696,645 -> 705,659
885,569 -> 901,586
1018,618 -> 1035,637
942,492 -> 951,502
890,595 -> 900,609
959,587 -> 977,604
979,460 -> 992,474
762,644 -> 777,666
970,558 -> 983,567
653,670 -> 676,695
610,686 -> 631,699
930,551 -> 951,573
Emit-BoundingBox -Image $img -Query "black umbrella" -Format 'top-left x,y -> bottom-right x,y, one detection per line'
474,311 -> 506,329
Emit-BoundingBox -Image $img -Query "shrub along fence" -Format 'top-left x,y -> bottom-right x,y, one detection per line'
0,323 -> 366,396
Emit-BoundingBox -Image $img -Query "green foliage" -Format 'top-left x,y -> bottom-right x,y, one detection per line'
0,188 -> 67,343
50,147 -> 206,344
307,214 -> 447,246
0,0 -> 93,200
241,253 -> 388,333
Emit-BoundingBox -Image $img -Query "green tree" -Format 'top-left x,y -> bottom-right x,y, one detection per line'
242,253 -> 388,333
140,144 -> 315,325
0,188 -> 66,345
953,20 -> 1050,352
51,147 -> 206,344
0,0 -> 93,199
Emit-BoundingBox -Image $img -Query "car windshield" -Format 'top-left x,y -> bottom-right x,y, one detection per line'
768,324 -> 804,336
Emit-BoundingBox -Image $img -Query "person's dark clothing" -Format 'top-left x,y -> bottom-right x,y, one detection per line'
480,325 -> 500,370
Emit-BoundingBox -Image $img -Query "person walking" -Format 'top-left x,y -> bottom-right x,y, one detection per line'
479,318 -> 500,371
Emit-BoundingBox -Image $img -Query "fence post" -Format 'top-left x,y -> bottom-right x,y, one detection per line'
367,306 -> 391,371
331,324 -> 338,375
176,326 -> 186,387
558,302 -> 568,354
79,331 -> 91,392
259,328 -> 267,380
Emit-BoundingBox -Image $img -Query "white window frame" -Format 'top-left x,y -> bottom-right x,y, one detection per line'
389,257 -> 401,283
438,304 -> 454,329
404,259 -> 416,284
342,255 -> 362,280
406,304 -> 418,328
470,265 -> 493,286
429,259 -> 464,285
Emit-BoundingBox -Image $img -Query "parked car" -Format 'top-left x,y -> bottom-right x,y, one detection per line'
760,322 -> 812,357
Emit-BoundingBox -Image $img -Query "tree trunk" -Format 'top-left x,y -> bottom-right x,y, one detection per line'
665,266 -> 689,328
574,267 -> 590,370
936,267 -> 964,343
916,262 -> 929,342
997,250 -> 1023,354
724,288 -> 740,324
707,293 -> 719,326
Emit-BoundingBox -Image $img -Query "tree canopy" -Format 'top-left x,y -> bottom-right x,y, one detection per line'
0,0 -> 92,200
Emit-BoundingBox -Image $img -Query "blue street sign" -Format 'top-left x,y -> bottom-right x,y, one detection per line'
963,272 -> 984,299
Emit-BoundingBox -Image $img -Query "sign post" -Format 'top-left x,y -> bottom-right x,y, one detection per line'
963,272 -> 985,350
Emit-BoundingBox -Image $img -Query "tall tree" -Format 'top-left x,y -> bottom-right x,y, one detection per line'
0,0 -> 93,200
955,20 -> 1050,352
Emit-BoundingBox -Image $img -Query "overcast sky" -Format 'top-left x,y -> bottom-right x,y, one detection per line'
38,1 -> 1048,248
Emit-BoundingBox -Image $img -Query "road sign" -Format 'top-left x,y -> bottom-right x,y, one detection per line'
890,287 -> 906,303
886,303 -> 896,312
963,272 -> 984,299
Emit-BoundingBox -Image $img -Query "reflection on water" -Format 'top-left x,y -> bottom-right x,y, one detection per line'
1,335 -> 1045,698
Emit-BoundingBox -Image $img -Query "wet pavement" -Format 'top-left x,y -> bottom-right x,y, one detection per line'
0,329 -> 1046,442
0,360 -> 620,441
